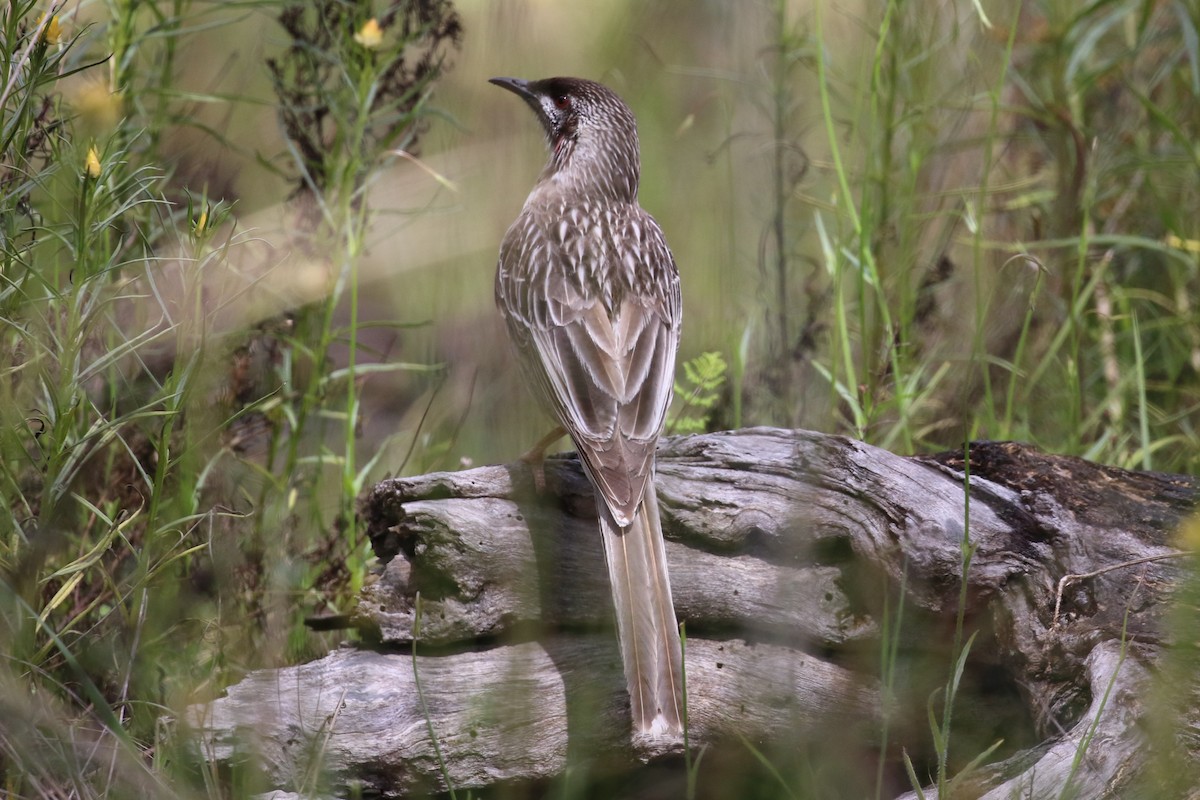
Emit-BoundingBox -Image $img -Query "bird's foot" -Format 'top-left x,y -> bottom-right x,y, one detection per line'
519,425 -> 566,493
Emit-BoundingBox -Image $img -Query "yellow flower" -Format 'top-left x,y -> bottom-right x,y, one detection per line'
194,208 -> 209,235
37,13 -> 63,45
66,77 -> 125,136
354,18 -> 383,49
1166,234 -> 1200,254
85,146 -> 101,178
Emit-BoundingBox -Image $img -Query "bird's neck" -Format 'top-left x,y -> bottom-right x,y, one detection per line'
537,134 -> 640,204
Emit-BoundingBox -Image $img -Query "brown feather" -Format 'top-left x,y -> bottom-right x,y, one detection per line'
492,77 -> 685,739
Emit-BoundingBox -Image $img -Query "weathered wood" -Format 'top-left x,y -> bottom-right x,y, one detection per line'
895,640 -> 1148,800
190,428 -> 1199,798
192,636 -> 877,796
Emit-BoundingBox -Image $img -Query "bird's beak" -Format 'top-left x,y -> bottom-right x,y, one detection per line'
488,77 -> 537,102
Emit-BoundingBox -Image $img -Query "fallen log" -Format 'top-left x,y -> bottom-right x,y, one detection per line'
189,428 -> 1199,798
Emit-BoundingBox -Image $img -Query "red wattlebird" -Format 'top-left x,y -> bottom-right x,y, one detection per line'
490,76 -> 684,739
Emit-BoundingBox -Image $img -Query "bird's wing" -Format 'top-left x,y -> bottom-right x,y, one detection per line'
496,205 -> 681,525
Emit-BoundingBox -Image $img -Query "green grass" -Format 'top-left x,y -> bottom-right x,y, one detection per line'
1,0 -> 459,795
1,0 -> 1198,797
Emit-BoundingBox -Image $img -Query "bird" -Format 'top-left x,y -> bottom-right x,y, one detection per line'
490,76 -> 685,740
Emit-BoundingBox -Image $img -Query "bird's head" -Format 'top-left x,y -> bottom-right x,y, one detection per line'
490,76 -> 640,201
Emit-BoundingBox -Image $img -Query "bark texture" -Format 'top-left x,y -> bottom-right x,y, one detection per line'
190,428 -> 1199,798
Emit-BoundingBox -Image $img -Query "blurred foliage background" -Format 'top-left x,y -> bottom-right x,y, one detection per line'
1,0 -> 1198,796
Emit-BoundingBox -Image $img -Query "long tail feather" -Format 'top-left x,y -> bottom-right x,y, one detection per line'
597,477 -> 684,737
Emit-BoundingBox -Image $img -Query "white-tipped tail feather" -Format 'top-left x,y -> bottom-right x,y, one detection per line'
598,478 -> 684,737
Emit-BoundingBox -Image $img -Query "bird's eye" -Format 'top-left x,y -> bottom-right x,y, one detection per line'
553,95 -> 571,110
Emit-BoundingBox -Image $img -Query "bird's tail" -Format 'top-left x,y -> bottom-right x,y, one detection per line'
598,477 -> 685,738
